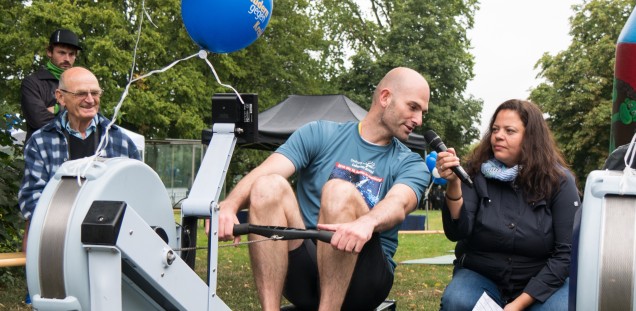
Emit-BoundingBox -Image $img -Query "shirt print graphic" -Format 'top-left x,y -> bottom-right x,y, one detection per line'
328,162 -> 383,208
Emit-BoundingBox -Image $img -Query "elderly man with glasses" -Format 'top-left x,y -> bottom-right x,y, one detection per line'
18,66 -> 140,222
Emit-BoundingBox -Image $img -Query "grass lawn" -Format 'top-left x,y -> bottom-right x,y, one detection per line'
0,210 -> 454,310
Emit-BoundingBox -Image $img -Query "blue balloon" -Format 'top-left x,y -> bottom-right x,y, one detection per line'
434,176 -> 448,185
425,151 -> 447,185
181,0 -> 273,53
425,151 -> 438,172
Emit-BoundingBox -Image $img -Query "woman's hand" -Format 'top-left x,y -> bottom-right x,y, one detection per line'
436,148 -> 461,183
437,148 -> 463,219
503,293 -> 534,311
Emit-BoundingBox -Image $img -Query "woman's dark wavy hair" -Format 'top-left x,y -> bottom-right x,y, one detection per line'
466,99 -> 571,202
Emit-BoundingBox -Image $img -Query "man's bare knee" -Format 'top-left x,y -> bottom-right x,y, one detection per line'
251,174 -> 293,210
249,175 -> 303,229
320,179 -> 365,221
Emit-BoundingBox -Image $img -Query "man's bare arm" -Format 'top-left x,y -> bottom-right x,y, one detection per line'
218,152 -> 296,240
318,183 -> 419,253
360,183 -> 419,232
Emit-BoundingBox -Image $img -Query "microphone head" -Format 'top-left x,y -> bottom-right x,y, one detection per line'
424,130 -> 446,151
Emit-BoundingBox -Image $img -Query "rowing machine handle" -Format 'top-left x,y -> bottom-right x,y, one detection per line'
232,223 -> 334,243
232,223 -> 250,236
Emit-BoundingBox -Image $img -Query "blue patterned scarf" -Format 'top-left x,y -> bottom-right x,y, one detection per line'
481,158 -> 520,182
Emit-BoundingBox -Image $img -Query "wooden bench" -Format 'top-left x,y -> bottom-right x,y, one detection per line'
0,252 -> 26,267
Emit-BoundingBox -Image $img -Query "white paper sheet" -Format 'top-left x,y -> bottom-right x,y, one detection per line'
472,292 -> 503,311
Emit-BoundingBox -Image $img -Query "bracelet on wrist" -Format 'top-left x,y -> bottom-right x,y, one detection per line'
445,193 -> 462,201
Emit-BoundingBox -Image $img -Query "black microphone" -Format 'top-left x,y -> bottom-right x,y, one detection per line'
424,130 -> 474,188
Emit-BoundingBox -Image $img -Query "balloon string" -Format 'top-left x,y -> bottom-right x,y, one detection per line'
620,132 -> 636,194
78,50 -> 245,184
76,0 -> 155,186
76,4 -> 245,186
74,52 -> 200,186
198,50 -> 245,105
424,181 -> 434,204
624,132 -> 636,170
129,1 -> 158,83
128,1 -> 144,83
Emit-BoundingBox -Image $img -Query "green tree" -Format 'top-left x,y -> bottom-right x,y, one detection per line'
530,0 -> 636,185
0,0 -> 337,190
0,115 -> 25,285
2,0 -> 482,152
314,0 -> 483,156
0,0 -> 335,139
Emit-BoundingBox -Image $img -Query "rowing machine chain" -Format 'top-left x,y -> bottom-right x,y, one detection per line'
175,235 -> 284,251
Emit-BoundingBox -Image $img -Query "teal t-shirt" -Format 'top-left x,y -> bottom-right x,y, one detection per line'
276,120 -> 430,270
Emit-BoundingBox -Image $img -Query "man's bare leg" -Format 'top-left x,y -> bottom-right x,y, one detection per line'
248,174 -> 304,311
317,180 -> 369,311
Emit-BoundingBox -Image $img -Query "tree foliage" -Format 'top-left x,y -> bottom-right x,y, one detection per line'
313,0 -> 483,155
0,116 -> 24,285
529,0 -> 636,186
0,0 -> 480,149
0,0 -> 334,139
0,0 -> 339,190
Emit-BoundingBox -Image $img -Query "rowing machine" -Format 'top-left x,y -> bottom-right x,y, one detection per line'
26,94 -> 255,310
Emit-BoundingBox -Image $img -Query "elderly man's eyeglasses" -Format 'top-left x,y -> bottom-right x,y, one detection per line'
59,89 -> 103,99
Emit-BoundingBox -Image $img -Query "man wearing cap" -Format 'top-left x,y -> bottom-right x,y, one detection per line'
21,28 -> 82,143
